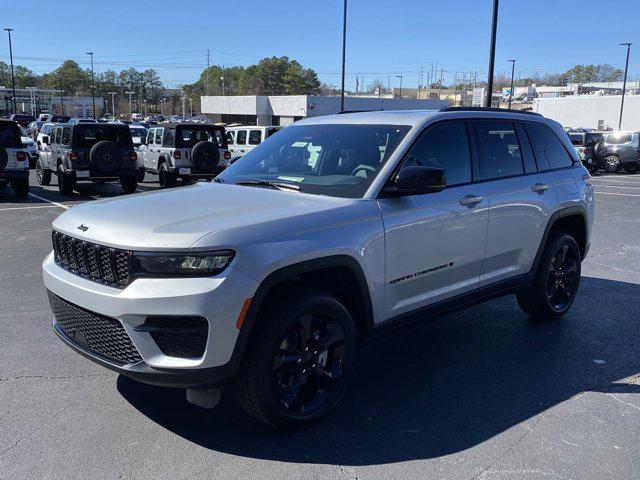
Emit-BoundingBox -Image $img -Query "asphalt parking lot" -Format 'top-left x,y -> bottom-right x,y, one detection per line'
1,171 -> 639,480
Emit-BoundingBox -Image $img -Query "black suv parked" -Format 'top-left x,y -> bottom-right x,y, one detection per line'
0,119 -> 30,198
36,123 -> 138,195
568,132 -> 604,173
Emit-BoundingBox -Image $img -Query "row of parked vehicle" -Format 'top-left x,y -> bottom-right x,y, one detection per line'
566,128 -> 640,174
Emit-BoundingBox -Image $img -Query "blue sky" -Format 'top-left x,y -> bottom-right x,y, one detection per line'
2,0 -> 638,90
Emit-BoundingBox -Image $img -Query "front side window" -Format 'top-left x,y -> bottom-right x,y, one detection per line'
401,121 -> 471,186
473,121 -> 523,180
249,129 -> 262,145
218,124 -> 410,198
526,123 -> 573,170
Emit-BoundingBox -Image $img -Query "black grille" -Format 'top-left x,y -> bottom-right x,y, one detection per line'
52,231 -> 131,287
49,291 -> 142,366
142,316 -> 208,359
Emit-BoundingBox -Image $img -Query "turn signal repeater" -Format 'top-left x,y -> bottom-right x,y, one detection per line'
582,173 -> 593,186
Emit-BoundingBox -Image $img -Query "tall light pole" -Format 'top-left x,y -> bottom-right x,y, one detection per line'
125,91 -> 134,118
108,92 -> 117,117
340,0 -> 347,112
4,28 -> 17,114
86,52 -> 96,118
396,75 -> 403,98
486,0 -> 499,108
508,59 -> 516,109
619,43 -> 632,130
221,76 -> 225,96
143,99 -> 147,116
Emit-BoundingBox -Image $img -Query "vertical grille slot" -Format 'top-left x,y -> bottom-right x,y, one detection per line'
51,231 -> 132,288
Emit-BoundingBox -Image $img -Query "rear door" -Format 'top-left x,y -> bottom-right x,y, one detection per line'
473,120 -> 556,286
378,120 -> 488,319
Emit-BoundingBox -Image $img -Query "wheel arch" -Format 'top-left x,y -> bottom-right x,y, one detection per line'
533,206 -> 588,272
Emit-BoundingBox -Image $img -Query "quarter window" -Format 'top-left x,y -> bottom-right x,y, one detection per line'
473,121 -> 523,180
249,129 -> 262,145
526,123 -> 573,170
236,130 -> 247,145
402,122 -> 472,187
61,127 -> 71,145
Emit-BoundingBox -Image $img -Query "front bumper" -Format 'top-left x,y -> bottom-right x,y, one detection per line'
43,252 -> 258,387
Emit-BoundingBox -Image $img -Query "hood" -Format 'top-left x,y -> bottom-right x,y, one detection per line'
52,183 -> 353,251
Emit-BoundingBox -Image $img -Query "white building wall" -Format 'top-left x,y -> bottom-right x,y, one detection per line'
534,95 -> 640,131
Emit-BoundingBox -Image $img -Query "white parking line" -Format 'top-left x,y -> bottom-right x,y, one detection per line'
595,191 -> 640,198
27,193 -> 70,210
0,204 -> 60,212
592,178 -> 640,185
593,184 -> 640,190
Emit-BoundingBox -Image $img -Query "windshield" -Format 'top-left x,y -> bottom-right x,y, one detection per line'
217,123 -> 411,198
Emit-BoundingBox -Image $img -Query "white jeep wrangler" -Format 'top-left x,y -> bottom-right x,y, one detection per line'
139,123 -> 231,188
0,119 -> 30,198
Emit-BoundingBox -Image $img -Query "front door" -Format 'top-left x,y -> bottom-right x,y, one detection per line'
378,121 -> 488,320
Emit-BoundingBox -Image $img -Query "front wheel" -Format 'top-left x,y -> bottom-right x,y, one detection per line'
517,231 -> 581,319
233,289 -> 357,429
36,159 -> 51,186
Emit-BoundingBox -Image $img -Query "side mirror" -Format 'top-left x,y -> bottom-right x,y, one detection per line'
42,135 -> 50,145
383,165 -> 446,197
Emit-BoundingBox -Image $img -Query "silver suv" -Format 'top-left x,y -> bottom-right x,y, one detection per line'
43,108 -> 595,429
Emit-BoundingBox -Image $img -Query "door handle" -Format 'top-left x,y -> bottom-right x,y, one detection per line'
531,183 -> 550,193
459,194 -> 484,206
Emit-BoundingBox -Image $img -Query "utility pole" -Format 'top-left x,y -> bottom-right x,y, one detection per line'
508,59 -> 516,109
396,75 -> 403,98
181,92 -> 186,120
221,76 -> 225,96
619,43 -> 632,130
86,52 -> 96,118
4,28 -> 17,114
108,92 -> 117,117
486,0 -> 499,108
125,91 -> 134,118
340,0 -> 348,112
206,49 -> 210,95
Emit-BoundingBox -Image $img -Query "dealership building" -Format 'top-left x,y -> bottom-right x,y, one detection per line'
200,95 -> 447,126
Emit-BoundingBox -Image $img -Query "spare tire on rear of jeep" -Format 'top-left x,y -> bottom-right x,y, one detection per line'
191,141 -> 220,171
89,141 -> 121,174
0,147 -> 7,171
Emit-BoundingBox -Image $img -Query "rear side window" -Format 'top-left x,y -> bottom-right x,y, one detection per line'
606,133 -> 632,144
473,121 -> 523,180
0,122 -> 22,147
402,121 -> 471,187
61,127 -> 71,145
163,129 -> 174,146
226,131 -> 235,144
569,134 -> 584,146
249,129 -> 262,145
526,123 -> 574,170
236,130 -> 247,145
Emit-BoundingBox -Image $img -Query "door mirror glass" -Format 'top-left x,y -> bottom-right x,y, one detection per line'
383,166 -> 446,196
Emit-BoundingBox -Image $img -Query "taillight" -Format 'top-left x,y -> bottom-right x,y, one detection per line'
224,151 -> 231,160
129,151 -> 137,161
174,150 -> 181,160
16,151 -> 27,162
69,152 -> 79,161
582,173 -> 592,186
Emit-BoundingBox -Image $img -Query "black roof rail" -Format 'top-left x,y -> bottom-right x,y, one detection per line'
337,109 -> 384,114
439,107 -> 542,116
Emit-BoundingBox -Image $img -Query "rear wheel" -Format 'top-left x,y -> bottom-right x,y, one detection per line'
57,165 -> 75,195
11,178 -> 29,198
233,289 -> 357,429
35,159 -> 51,186
517,231 -> 581,319
120,175 -> 138,194
603,155 -> 621,173
158,162 -> 176,189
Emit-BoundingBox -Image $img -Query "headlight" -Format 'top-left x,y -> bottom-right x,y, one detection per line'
133,250 -> 235,276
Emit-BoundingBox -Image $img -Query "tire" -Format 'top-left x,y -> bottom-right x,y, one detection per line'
120,175 -> 138,194
603,155 -> 621,173
233,288 -> 357,429
516,231 -> 581,319
35,159 -> 51,186
57,164 -> 75,196
158,162 -> 176,189
137,168 -> 145,183
89,141 -> 122,174
11,178 -> 29,198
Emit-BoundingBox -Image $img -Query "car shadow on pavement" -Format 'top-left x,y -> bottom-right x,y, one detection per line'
117,276 -> 640,465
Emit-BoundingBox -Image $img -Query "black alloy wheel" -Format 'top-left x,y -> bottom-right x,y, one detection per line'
545,243 -> 580,312
272,310 -> 348,417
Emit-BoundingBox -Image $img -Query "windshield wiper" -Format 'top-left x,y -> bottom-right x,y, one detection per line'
235,180 -> 301,192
